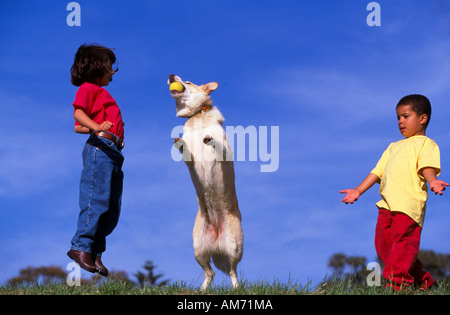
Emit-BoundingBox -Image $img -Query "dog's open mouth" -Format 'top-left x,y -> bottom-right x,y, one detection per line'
169,74 -> 186,94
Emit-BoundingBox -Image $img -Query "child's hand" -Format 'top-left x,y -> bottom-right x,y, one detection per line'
340,189 -> 361,204
429,179 -> 449,195
95,121 -> 114,132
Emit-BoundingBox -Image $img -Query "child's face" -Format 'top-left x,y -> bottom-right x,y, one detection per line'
97,66 -> 115,86
396,104 -> 427,138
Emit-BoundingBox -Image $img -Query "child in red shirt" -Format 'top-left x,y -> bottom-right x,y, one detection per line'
67,44 -> 125,276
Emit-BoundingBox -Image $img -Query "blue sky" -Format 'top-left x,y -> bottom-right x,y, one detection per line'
1,0 -> 450,287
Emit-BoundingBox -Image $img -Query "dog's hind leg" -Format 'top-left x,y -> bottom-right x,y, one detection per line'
230,264 -> 239,289
199,260 -> 215,291
195,248 -> 215,291
193,209 -> 215,291
225,213 -> 243,289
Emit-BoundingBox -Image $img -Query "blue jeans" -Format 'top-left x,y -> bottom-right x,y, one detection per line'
70,134 -> 124,256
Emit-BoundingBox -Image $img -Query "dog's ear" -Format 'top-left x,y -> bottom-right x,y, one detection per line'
202,82 -> 218,95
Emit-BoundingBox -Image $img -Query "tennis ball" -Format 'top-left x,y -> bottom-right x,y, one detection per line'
170,81 -> 185,92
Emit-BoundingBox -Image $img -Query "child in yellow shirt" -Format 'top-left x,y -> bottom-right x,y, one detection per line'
340,94 -> 448,290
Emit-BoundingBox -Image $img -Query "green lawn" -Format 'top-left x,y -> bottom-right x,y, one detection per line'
1,278 -> 448,295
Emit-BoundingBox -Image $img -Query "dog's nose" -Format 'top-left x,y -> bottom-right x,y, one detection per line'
169,74 -> 176,83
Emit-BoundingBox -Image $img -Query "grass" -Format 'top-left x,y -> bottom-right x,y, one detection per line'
1,278 -> 449,295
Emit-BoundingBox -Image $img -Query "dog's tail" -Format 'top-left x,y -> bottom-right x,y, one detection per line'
211,253 -> 231,274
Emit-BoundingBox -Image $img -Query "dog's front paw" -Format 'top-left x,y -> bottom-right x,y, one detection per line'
203,136 -> 214,145
174,137 -> 185,152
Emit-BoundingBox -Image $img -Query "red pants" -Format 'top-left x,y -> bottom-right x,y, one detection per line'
375,208 -> 434,290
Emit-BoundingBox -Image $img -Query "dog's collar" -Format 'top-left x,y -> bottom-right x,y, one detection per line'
202,104 -> 212,112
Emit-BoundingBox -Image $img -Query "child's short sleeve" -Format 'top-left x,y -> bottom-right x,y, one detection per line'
370,144 -> 391,179
73,83 -> 102,126
418,138 -> 441,177
73,83 -> 99,114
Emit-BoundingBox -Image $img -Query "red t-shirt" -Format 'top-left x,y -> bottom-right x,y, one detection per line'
73,82 -> 124,139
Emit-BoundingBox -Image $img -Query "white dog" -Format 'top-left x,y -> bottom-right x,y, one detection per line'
168,74 -> 243,290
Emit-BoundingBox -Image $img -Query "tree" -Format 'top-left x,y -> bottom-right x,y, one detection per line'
134,261 -> 169,287
326,253 -> 370,285
326,249 -> 450,285
7,266 -> 67,286
418,250 -> 450,282
90,270 -> 134,286
7,260 -> 169,287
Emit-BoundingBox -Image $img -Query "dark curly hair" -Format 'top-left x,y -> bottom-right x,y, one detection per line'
70,43 -> 118,86
397,94 -> 432,129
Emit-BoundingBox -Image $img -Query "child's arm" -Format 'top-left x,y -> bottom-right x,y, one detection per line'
421,167 -> 449,195
74,125 -> 91,134
340,173 -> 380,204
73,108 -> 114,134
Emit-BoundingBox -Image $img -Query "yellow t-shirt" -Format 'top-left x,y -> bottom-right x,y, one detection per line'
370,135 -> 441,227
